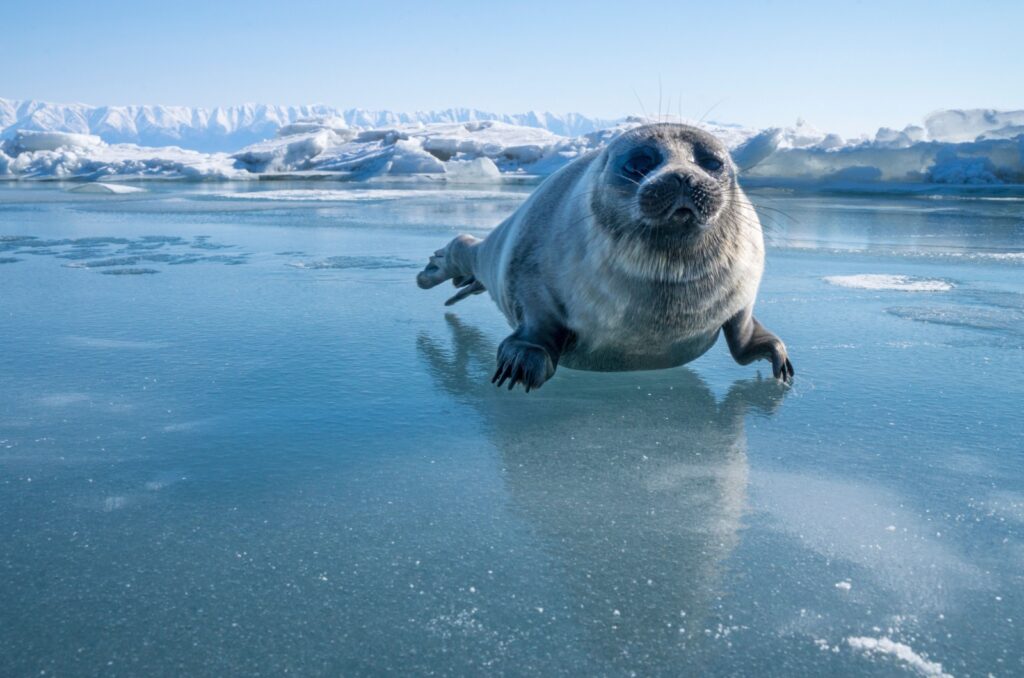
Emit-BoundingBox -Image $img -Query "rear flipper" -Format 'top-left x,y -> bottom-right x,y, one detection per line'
416,234 -> 485,305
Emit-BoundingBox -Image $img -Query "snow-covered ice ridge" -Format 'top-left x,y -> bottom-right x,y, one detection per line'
0,99 -> 617,151
2,98 -> 1023,187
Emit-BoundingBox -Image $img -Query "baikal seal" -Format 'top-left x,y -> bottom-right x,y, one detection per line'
417,123 -> 793,392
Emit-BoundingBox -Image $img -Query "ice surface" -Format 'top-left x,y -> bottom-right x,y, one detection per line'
0,183 -> 1022,676
3,99 -> 1024,187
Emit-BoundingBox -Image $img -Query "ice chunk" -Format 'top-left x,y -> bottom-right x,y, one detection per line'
5,130 -> 102,154
232,129 -> 344,173
925,108 -> 1024,143
444,157 -> 501,183
68,182 -> 147,194
388,139 -> 445,174
927,151 -> 1002,184
2,131 -> 101,155
276,116 -> 350,137
732,128 -> 783,171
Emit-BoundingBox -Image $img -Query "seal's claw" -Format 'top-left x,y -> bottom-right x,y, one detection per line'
494,337 -> 556,393
770,346 -> 794,385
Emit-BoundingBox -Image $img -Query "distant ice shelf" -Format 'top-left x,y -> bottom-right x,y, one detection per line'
2,98 -> 1023,188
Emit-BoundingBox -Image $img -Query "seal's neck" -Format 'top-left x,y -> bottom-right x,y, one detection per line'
590,214 -> 760,286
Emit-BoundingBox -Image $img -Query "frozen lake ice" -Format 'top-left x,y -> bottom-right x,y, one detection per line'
0,182 -> 1022,676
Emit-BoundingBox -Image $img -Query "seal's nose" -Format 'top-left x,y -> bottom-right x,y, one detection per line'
639,171 -> 691,221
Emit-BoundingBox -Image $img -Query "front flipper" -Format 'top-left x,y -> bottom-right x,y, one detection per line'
723,306 -> 795,384
492,324 -> 570,393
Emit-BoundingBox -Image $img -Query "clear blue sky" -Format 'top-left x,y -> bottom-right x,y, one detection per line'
3,0 -> 1021,136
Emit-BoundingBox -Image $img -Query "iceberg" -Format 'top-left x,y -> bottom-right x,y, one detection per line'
1,131 -> 241,180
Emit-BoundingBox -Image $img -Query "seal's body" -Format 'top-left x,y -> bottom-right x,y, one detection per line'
418,123 -> 793,391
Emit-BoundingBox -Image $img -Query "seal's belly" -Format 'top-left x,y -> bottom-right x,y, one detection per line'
560,329 -> 720,372
557,275 -> 745,372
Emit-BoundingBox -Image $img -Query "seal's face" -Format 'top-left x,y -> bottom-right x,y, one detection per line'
592,123 -> 736,251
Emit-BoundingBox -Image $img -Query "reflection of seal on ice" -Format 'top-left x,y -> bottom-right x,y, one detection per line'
417,123 -> 793,392
416,315 -> 789,672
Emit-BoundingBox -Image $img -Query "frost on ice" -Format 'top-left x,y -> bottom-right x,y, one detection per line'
2,97 -> 1024,187
846,636 -> 952,678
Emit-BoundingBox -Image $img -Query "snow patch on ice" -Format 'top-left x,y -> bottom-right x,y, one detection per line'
824,275 -> 953,292
847,636 -> 952,678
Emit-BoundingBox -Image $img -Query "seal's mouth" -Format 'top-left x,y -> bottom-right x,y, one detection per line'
670,206 -> 696,223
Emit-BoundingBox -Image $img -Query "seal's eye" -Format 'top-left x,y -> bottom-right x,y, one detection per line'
622,149 -> 662,180
698,153 -> 724,172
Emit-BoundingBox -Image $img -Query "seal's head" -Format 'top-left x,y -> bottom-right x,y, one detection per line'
591,123 -> 740,260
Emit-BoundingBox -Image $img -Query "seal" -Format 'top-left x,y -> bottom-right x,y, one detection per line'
417,122 -> 794,392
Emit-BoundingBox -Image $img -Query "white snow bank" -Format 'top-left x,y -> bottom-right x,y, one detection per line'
744,136 -> 1024,184
846,637 -> 952,678
229,119 -> 598,179
231,129 -> 353,173
68,182 -> 147,194
0,98 -> 616,151
2,131 -> 241,180
2,104 -> 1024,188
824,274 -> 954,291
925,108 -> 1024,142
